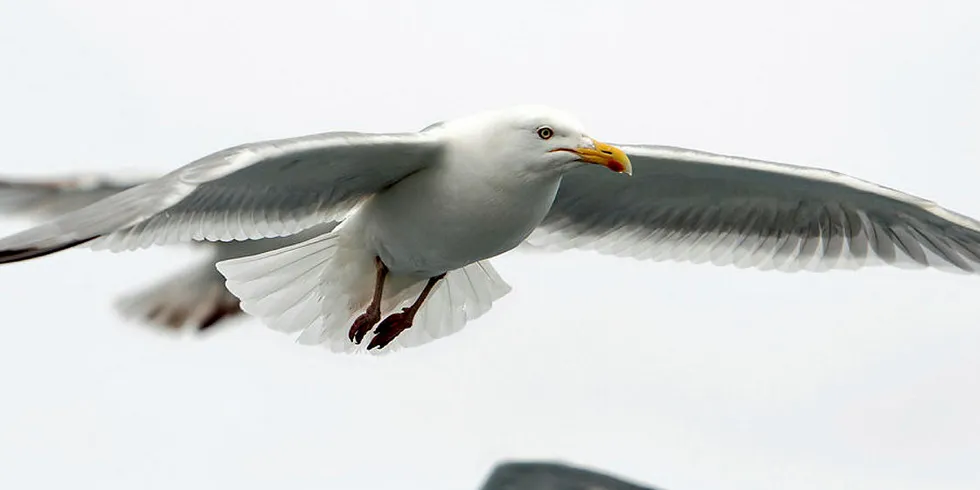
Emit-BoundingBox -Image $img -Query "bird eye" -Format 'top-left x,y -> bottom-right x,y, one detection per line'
536,126 -> 554,140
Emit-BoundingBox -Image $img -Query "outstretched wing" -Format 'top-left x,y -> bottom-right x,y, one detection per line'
0,174 -> 147,220
0,131 -> 444,263
0,171 -> 346,331
530,144 -> 980,273
116,222 -> 340,332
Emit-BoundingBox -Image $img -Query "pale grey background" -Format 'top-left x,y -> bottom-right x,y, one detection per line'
0,1 -> 978,489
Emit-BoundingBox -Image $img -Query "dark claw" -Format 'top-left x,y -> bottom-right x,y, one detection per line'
348,311 -> 381,344
367,309 -> 414,350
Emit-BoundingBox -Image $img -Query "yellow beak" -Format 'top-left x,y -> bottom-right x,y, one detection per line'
566,139 -> 632,175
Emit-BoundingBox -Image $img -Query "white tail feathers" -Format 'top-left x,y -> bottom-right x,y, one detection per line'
215,231 -> 512,354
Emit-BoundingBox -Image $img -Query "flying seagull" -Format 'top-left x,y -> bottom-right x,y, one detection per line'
478,460 -> 661,490
0,173 -> 337,331
2,105 -> 980,354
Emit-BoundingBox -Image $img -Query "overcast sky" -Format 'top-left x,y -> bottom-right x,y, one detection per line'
0,1 -> 978,489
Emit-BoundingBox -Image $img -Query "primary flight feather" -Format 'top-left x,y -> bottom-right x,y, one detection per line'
1,105 -> 978,354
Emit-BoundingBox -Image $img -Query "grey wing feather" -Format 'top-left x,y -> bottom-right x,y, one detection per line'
479,461 -> 662,490
0,171 -> 348,330
113,245 -> 242,331
116,222 -> 340,331
0,174 -> 147,220
0,131 -> 444,262
530,144 -> 980,273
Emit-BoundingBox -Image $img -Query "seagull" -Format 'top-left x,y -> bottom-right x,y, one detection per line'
1,104 -> 980,354
0,173 -> 338,331
479,461 -> 660,490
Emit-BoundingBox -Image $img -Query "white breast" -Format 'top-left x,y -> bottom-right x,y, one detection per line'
353,162 -> 561,277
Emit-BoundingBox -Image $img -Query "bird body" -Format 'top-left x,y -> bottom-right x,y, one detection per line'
355,134 -> 563,277
2,104 -> 980,354
212,108 -> 610,352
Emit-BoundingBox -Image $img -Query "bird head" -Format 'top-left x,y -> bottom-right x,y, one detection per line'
447,105 -> 632,177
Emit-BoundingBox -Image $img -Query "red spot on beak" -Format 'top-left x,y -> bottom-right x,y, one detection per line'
607,160 -> 625,173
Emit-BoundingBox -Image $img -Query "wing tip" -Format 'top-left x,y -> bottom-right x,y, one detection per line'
480,460 -> 660,490
136,301 -> 243,332
115,280 -> 245,333
0,236 -> 98,264
195,299 -> 243,331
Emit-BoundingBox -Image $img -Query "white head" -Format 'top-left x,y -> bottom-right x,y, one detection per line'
439,105 -> 632,177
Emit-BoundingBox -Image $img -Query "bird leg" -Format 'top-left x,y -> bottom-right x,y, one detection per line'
348,256 -> 389,344
367,272 -> 447,350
